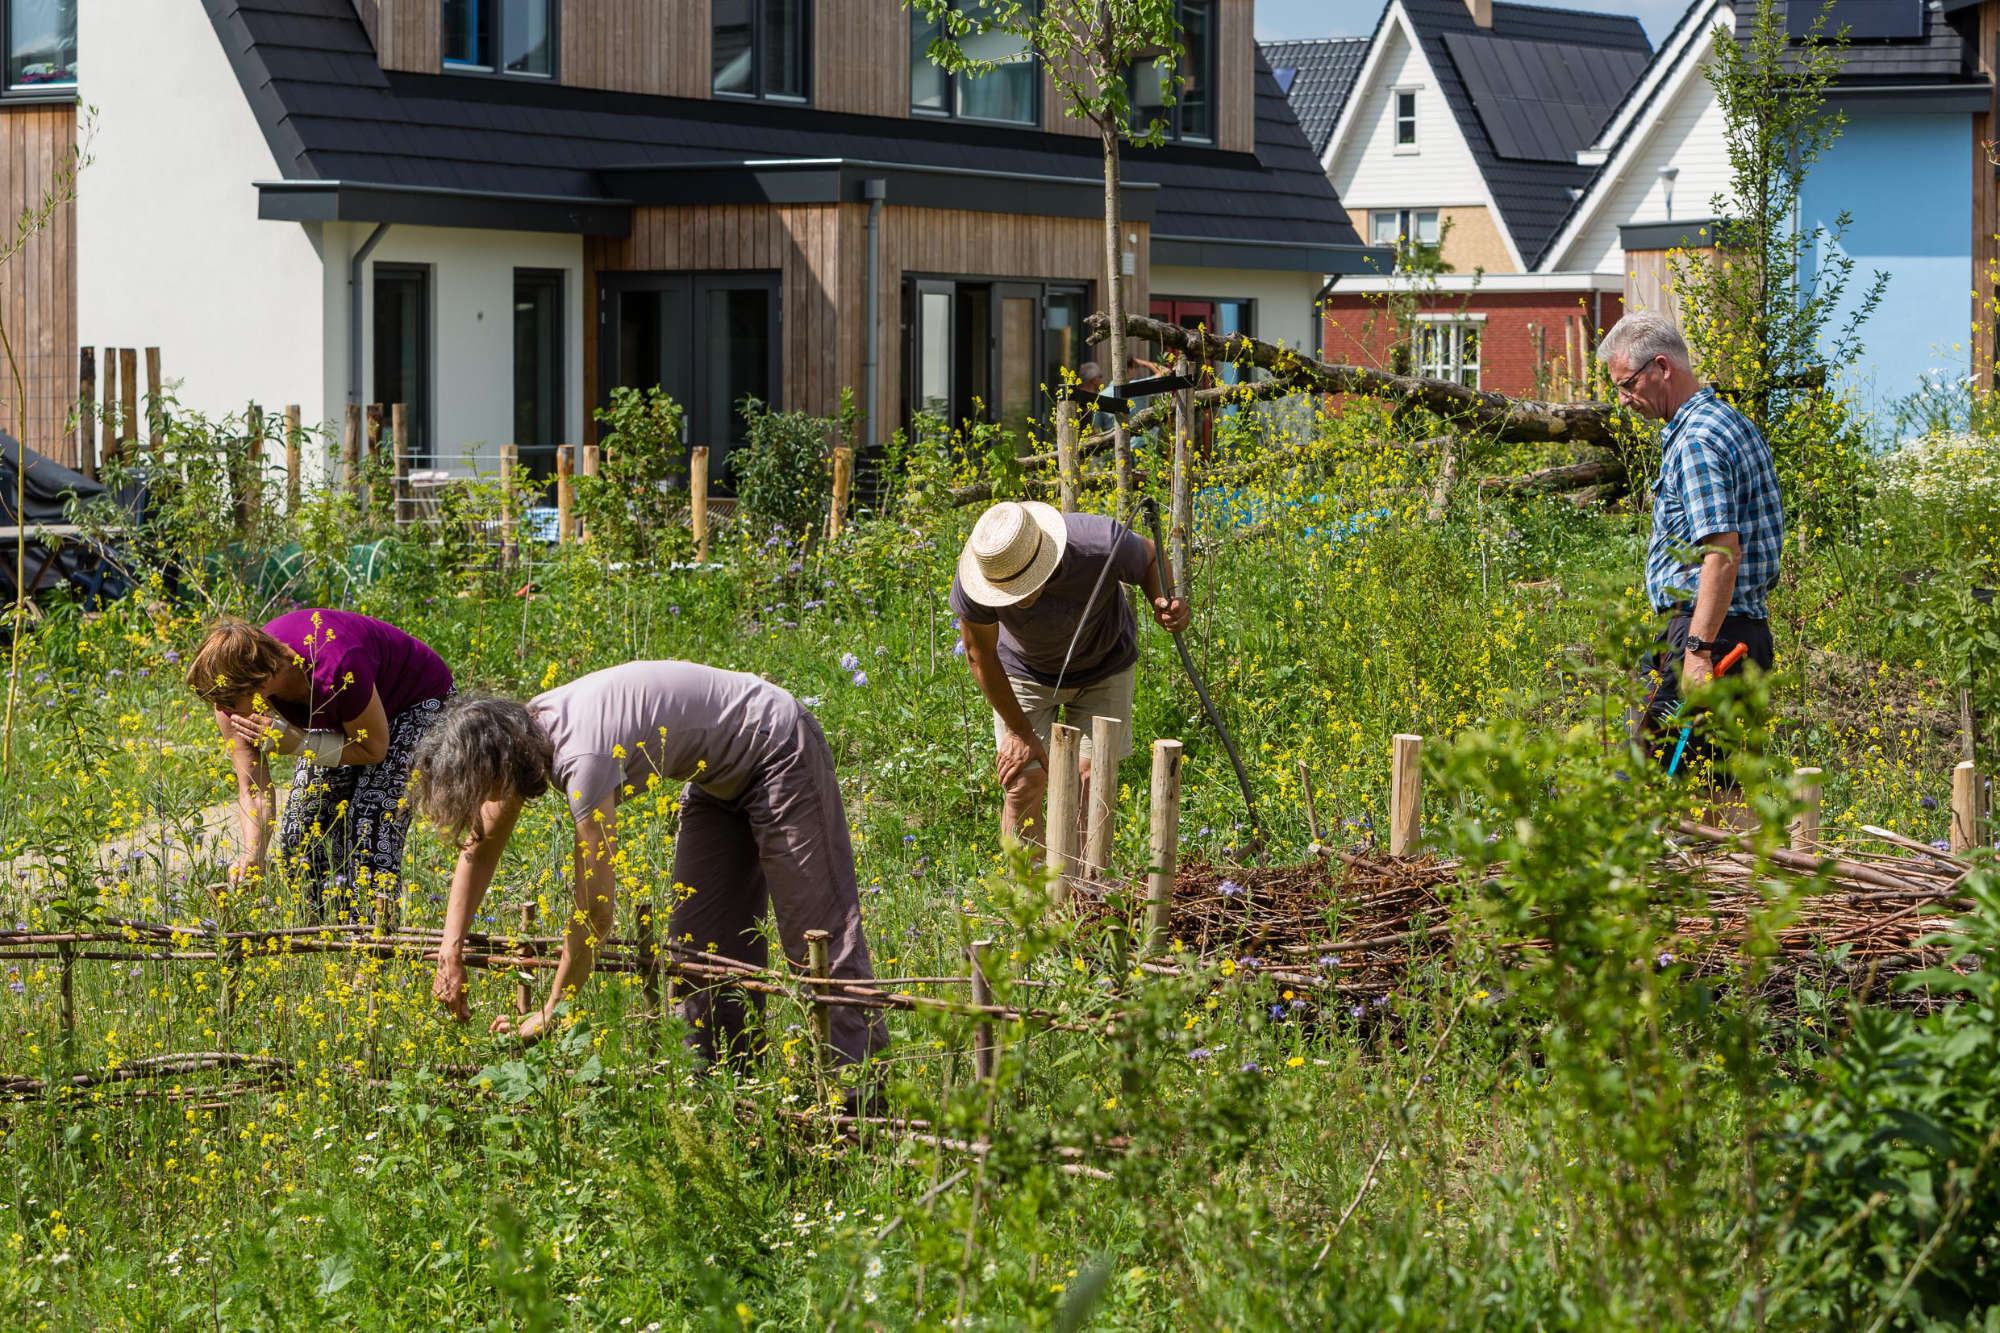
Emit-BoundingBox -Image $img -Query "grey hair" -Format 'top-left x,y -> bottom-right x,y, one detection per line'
1078,360 -> 1102,380
411,696 -> 555,842
1597,310 -> 1691,373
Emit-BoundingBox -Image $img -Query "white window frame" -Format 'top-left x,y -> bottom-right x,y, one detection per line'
1393,87 -> 1419,153
1412,313 -> 1483,388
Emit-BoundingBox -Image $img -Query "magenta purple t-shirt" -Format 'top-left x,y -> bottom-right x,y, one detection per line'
261,609 -> 453,730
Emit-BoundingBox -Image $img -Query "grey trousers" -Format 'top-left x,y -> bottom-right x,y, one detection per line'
668,712 -> 888,1067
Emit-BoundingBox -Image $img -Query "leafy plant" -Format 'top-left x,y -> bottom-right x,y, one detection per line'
728,391 -> 854,543
579,385 -> 688,567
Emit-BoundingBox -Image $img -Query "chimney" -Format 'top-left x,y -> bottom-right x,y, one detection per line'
1466,0 -> 1492,26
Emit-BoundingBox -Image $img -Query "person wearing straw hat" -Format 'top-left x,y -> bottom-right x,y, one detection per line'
951,500 -> 1189,843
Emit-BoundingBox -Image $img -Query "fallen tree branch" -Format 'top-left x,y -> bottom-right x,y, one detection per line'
1478,456 -> 1626,496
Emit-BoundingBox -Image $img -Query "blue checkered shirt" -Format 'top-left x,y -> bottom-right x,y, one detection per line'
1644,387 -> 1784,618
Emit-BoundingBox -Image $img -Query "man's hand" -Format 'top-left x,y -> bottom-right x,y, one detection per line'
996,727 -> 1047,788
491,1009 -> 548,1044
431,950 -> 471,1022
1681,649 -> 1714,690
1152,596 -> 1190,633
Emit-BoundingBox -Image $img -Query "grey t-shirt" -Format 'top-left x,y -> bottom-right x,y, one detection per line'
949,512 -> 1151,687
530,661 -> 802,821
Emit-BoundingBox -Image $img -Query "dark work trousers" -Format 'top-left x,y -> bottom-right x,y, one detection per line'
279,692 -> 452,921
668,711 -> 888,1068
1634,609 -> 1775,774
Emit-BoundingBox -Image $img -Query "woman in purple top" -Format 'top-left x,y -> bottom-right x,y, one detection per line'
184,609 -> 455,917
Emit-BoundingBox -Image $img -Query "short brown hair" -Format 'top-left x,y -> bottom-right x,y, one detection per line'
186,617 -> 294,708
410,697 -> 555,842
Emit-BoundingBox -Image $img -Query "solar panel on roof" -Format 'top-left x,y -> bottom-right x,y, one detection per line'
1786,0 -> 1924,41
1443,32 -> 1651,163
1273,66 -> 1297,94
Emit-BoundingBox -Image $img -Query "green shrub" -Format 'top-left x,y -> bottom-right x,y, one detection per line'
578,385 -> 688,567
729,391 -> 855,541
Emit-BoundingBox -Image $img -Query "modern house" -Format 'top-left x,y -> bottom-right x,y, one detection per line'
6,0 -> 1373,485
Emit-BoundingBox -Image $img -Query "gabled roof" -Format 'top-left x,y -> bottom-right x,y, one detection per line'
1258,37 -> 1369,155
1392,0 -> 1653,269
205,0 -> 1373,271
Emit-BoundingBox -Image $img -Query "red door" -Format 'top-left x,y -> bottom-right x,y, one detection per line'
1146,298 -> 1217,452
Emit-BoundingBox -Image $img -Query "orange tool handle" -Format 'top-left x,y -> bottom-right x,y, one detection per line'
1713,641 -> 1749,675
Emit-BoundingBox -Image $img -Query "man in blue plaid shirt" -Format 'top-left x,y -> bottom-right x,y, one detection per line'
1599,311 -> 1783,774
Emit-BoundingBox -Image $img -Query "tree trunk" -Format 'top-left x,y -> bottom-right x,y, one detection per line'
1100,117 -> 1131,525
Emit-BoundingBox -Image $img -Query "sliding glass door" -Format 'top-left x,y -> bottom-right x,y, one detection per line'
904,278 -> 1091,445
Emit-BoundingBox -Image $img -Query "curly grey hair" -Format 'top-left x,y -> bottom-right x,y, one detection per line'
410,697 -> 555,841
1597,310 -> 1691,374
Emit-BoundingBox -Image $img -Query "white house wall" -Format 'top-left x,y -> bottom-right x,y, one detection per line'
1547,34 -> 1736,275
317,223 -> 587,479
1326,19 -> 1490,225
76,0 -> 328,450
1149,265 -> 1321,353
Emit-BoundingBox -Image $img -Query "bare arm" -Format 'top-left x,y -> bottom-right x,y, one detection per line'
217,706 -> 275,883
431,793 -> 524,1021
1682,531 -> 1742,687
1137,538 -> 1191,633
500,796 -> 619,1042
961,620 -> 1046,785
221,687 -> 393,768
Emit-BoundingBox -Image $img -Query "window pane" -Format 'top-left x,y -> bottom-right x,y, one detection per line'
705,287 -> 771,448
8,0 -> 73,87
442,0 -> 485,67
713,0 -> 754,93
958,38 -> 1034,124
918,291 -> 951,417
1370,212 -> 1399,246
373,268 -> 429,467
1042,288 -> 1085,404
501,0 -> 550,75
1179,0 -> 1211,140
1131,58 -> 1171,128
1414,211 -> 1439,244
910,16 -> 947,111
1396,90 -> 1417,144
514,272 -> 562,455
763,0 -> 806,99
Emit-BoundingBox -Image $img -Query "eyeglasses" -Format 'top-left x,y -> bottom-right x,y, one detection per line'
1613,359 -> 1658,395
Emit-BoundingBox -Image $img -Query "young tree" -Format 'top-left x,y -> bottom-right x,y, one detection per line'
907,0 -> 1188,521
1671,0 -> 1883,536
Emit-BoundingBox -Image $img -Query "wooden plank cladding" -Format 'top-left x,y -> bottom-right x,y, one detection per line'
564,0 -> 708,97
817,0 -> 906,118
372,0 -> 441,72
0,104 -> 78,466
353,0 -> 381,51
1217,0 -> 1255,154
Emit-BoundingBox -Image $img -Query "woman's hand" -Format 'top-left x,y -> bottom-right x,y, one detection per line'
491,1010 -> 548,1044
431,949 -> 471,1021
227,852 -> 264,887
225,711 -> 295,753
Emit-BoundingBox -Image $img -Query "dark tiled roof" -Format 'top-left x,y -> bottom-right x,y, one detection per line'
1400,0 -> 1651,268
1759,0 -> 1975,83
1258,37 -> 1369,154
207,0 -> 1364,257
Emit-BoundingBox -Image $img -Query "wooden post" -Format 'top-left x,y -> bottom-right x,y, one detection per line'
118,348 -> 138,453
144,347 -> 163,457
1045,722 -> 1082,903
283,405 -> 302,514
690,445 -> 710,560
210,918 -> 231,1030
57,937 -> 74,1041
1791,767 -> 1823,854
578,443 -> 600,543
1054,399 -> 1079,514
364,404 -> 383,513
373,888 -> 399,938
1953,760 -> 1981,854
391,402 -> 411,527
236,403 -> 262,532
636,899 -> 659,1018
969,940 -> 995,1084
828,445 -> 853,539
342,404 -> 362,495
805,928 -> 832,1062
1084,714 -> 1123,882
76,347 -> 95,479
1299,759 -> 1321,846
1170,358 -> 1194,598
499,443 -> 519,565
515,902 -> 537,1017
1146,739 -> 1184,953
99,350 -> 117,467
1390,734 -> 1423,857
555,444 -> 575,544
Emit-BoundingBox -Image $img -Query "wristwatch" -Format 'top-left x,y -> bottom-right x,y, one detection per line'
1684,634 -> 1719,655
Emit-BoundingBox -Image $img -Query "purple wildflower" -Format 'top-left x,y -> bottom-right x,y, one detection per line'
1657,951 -> 1677,968
1240,1061 -> 1262,1074
1349,1004 -> 1364,1019
1318,953 -> 1341,969
1218,879 -> 1243,899
839,651 -> 860,672
851,671 -> 869,687
1189,1047 -> 1213,1061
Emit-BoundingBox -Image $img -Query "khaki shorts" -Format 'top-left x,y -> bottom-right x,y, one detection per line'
992,667 -> 1137,768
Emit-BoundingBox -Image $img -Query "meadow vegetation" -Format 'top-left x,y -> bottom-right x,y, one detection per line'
0,379 -> 1995,1330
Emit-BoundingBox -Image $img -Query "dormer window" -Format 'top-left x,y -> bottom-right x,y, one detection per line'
1394,88 -> 1418,150
1129,0 -> 1214,143
7,0 -> 75,90
714,0 -> 809,102
442,0 -> 553,77
910,3 -> 1038,126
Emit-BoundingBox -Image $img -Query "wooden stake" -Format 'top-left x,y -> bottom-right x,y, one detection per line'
1170,359 -> 1193,596
1146,739 -> 1184,953
969,940 -> 995,1083
1952,760 -> 1980,854
210,917 -> 231,1030
1299,759 -> 1321,845
1084,714 -> 1124,882
690,445 -> 710,560
365,402 -> 383,460
99,349 -> 116,466
1054,399 -> 1079,513
342,404 -> 362,495
283,405 -> 302,514
578,443 -> 599,543
515,902 -> 537,1017
636,899 -> 659,1018
1791,766 -> 1823,854
555,444 -> 574,544
1390,734 -> 1423,857
805,928 -> 832,1061
1045,722 -> 1082,904
391,402 -> 410,527
76,347 -> 95,478
828,445 -> 853,539
373,889 -> 399,937
119,348 -> 138,452
239,403 -> 262,531
499,443 -> 519,565
144,347 -> 162,457
57,937 -> 74,1040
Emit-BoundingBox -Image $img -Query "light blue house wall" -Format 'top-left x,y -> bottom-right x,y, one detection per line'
1800,111 -> 1971,413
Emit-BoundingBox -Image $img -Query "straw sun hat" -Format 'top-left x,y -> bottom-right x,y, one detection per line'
957,500 -> 1068,608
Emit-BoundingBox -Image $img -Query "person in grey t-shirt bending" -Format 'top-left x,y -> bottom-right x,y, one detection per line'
949,501 -> 1189,844
411,661 -> 886,1069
